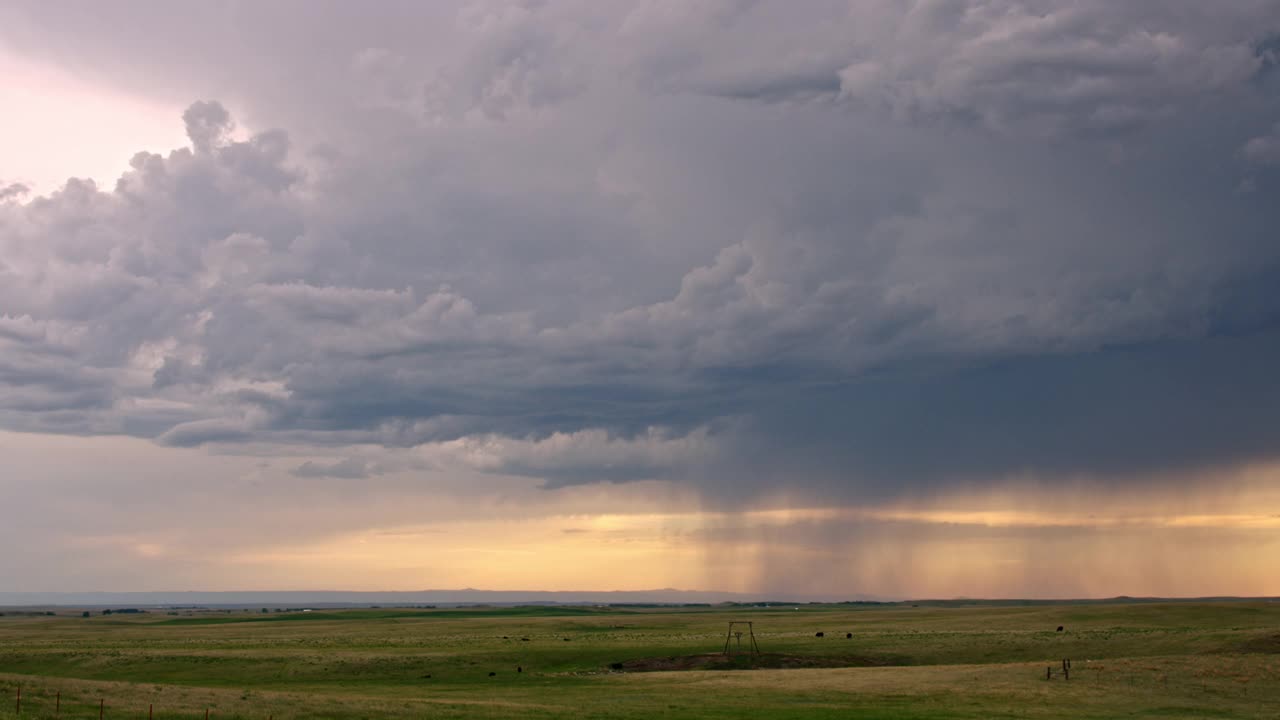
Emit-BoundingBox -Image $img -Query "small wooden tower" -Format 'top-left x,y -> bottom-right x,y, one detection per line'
723,621 -> 761,656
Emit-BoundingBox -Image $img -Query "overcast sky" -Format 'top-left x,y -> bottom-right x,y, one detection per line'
3,0 -> 1280,598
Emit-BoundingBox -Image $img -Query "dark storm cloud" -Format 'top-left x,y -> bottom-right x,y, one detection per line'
1244,123 -> 1280,165
702,329 -> 1280,499
1,1 -> 1279,500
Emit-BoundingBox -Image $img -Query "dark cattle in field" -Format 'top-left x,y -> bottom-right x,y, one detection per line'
521,637 -> 530,641
488,671 -> 497,677
815,631 -> 824,637
846,633 -> 852,639
1057,626 -> 1064,632
517,666 -> 523,673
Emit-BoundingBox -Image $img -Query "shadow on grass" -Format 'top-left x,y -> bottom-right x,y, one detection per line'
608,652 -> 912,672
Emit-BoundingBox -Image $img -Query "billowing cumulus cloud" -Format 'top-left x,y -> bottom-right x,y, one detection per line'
292,457 -> 382,480
2,0 -> 1280,517
0,183 -> 29,202
419,427 -> 718,486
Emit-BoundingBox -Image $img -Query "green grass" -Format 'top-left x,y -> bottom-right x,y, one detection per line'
0,601 -> 1277,718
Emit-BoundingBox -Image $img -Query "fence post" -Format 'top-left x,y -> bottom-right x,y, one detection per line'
55,690 -> 60,717
99,697 -> 104,719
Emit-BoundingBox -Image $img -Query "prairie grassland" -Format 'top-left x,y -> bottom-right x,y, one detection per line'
0,601 -> 1277,718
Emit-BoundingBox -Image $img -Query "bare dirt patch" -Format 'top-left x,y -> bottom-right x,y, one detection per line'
1232,632 -> 1280,654
608,653 -> 909,672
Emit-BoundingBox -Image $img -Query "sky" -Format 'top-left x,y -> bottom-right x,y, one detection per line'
3,0 -> 1280,599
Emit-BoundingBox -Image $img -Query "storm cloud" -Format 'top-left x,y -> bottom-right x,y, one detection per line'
3,0 -> 1280,507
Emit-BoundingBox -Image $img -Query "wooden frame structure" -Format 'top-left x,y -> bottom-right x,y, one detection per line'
723,621 -> 761,656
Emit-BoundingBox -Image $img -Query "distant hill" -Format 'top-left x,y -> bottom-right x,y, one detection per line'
0,588 -> 889,608
2,590 -> 1274,609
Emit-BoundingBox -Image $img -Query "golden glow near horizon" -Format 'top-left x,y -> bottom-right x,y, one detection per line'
4,430 -> 1280,598
187,466 -> 1280,597
202,505 -> 1280,597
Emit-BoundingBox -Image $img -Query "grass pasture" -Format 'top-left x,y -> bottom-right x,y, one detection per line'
0,601 -> 1277,718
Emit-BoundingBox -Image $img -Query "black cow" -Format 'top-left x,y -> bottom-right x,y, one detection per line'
488,671 -> 497,677
846,632 -> 852,639
1056,626 -> 1064,632
815,631 -> 824,638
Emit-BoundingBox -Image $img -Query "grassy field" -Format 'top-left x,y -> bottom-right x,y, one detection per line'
0,601 -> 1277,718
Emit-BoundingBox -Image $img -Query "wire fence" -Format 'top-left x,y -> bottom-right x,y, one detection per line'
2,684 -> 275,720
